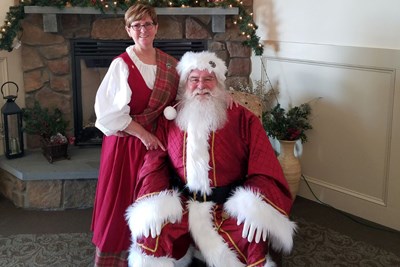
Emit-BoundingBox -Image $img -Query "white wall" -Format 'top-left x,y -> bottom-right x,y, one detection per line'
0,1 -> 25,155
252,0 -> 400,230
253,0 -> 400,50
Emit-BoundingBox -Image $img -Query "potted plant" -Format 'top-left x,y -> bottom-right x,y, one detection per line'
262,102 -> 312,144
261,101 -> 313,200
22,101 -> 71,163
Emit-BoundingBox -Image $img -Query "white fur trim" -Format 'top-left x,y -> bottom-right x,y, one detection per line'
128,243 -> 175,267
185,124 -> 212,195
127,235 -> 193,267
188,201 -> 245,267
125,190 -> 182,240
224,187 -> 297,254
265,254 -> 277,267
175,245 -> 194,267
176,51 -> 227,88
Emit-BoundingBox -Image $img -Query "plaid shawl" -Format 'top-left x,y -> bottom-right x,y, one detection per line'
132,49 -> 179,127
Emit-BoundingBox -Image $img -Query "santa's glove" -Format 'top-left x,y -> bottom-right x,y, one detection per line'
125,190 -> 182,240
237,214 -> 267,243
224,187 -> 296,253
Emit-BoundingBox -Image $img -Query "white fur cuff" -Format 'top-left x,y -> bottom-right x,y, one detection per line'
125,190 -> 182,240
224,187 -> 297,254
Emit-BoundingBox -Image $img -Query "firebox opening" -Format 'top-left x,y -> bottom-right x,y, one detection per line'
71,39 -> 208,146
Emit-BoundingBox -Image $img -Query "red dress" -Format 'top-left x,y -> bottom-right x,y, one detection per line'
91,50 -> 178,254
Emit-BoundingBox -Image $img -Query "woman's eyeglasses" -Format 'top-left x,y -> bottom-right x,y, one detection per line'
129,22 -> 155,32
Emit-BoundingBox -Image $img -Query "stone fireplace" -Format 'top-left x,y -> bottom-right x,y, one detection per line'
20,6 -> 252,148
0,5 -> 253,210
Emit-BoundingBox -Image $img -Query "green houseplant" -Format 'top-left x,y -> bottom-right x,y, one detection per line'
22,101 -> 71,163
262,102 -> 312,144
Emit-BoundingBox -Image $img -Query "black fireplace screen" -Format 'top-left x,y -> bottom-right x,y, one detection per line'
71,39 -> 207,146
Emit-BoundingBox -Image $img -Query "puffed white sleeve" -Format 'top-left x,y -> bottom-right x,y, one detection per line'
94,58 -> 133,136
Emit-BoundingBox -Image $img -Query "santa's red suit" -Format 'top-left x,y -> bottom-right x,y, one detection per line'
125,104 -> 296,267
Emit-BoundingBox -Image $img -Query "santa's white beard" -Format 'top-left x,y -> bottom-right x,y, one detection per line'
175,87 -> 228,194
176,87 -> 228,133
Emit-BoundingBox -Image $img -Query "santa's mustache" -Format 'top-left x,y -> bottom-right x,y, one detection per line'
189,88 -> 225,100
192,88 -> 212,96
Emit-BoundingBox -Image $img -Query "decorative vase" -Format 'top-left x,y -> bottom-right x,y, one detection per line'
277,140 -> 302,201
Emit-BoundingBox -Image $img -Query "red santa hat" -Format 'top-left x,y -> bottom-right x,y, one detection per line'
163,51 -> 228,120
176,51 -> 227,87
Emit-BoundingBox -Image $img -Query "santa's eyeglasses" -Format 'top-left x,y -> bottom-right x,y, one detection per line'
188,77 -> 215,85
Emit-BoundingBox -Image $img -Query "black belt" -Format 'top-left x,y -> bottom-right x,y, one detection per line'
181,186 -> 234,204
172,174 -> 244,205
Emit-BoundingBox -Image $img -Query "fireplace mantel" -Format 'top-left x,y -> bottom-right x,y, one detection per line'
24,6 -> 239,33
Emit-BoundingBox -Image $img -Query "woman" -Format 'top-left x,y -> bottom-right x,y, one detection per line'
91,3 -> 179,266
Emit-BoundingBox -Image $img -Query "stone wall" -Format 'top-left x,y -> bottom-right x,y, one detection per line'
0,168 -> 96,209
20,5 -> 253,148
0,146 -> 100,210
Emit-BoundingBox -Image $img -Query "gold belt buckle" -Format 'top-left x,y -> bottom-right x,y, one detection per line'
192,192 -> 207,202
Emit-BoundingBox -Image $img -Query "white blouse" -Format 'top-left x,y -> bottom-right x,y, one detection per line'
94,45 -> 157,136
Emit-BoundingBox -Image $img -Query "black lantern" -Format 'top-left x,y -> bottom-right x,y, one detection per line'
1,81 -> 24,159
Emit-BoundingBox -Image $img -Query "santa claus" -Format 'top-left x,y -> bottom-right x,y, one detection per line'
125,51 -> 296,267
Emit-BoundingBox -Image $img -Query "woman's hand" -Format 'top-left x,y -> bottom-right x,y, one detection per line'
115,131 -> 128,137
140,131 -> 165,151
123,120 -> 166,151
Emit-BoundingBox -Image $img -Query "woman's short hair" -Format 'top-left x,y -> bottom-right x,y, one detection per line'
124,3 -> 158,27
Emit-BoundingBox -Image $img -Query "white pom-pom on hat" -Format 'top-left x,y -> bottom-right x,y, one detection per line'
163,106 -> 177,120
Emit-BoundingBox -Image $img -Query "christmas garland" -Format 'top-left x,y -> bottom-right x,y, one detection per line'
0,0 -> 263,55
